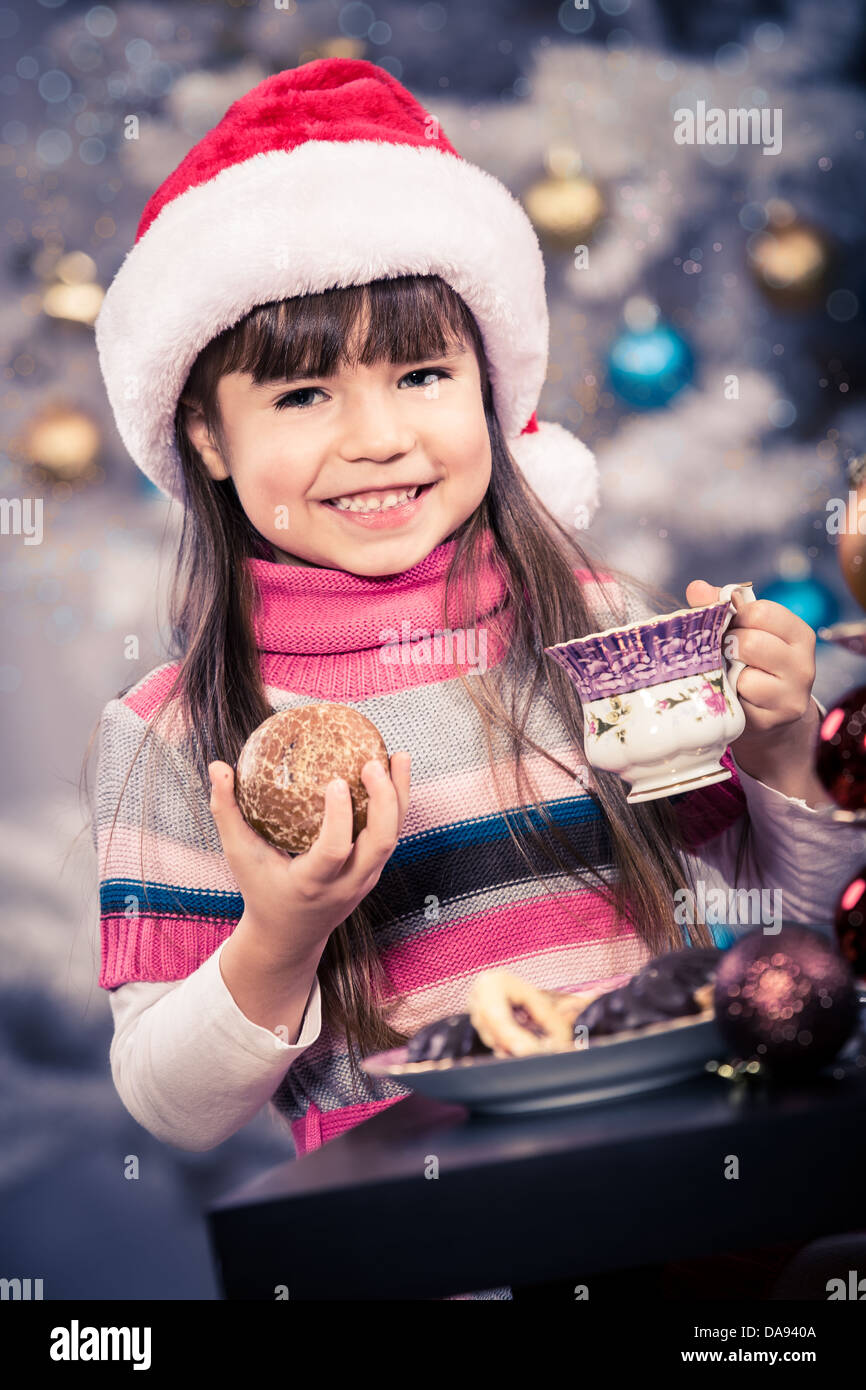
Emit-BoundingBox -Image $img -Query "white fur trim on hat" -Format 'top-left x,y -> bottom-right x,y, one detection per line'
95,142 -> 541,499
96,138 -> 598,528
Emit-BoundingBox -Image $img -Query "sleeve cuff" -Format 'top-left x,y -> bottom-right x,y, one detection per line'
730,695 -> 831,818
731,757 -> 826,818
206,939 -> 322,1059
728,700 -> 866,898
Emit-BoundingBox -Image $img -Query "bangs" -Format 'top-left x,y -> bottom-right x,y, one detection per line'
198,274 -> 484,392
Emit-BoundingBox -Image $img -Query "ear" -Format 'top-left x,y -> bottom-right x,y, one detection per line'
181,397 -> 230,482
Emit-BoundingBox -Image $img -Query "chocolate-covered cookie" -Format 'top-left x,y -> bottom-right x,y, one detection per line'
235,703 -> 389,854
630,947 -> 721,1015
574,946 -> 722,1040
405,1012 -> 494,1063
576,984 -> 676,1037
639,947 -> 722,991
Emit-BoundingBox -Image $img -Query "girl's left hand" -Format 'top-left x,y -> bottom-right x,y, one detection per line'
685,579 -> 818,742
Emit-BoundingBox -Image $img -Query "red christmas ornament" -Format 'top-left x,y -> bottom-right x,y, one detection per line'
713,925 -> 859,1076
834,868 -> 866,979
815,685 -> 866,811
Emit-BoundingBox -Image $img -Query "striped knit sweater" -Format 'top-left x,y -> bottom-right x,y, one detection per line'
93,528 -> 860,1166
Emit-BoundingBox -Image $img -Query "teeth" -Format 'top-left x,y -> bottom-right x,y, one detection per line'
329,485 -> 421,512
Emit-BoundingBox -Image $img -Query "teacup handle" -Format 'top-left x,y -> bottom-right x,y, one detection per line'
717,581 -> 756,694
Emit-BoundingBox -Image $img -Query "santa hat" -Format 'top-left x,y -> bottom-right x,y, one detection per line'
95,57 -> 599,530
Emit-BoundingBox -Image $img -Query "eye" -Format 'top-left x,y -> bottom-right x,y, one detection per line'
273,387 -> 324,411
271,366 -> 453,412
401,367 -> 453,389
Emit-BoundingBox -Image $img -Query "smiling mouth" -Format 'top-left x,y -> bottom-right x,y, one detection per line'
321,481 -> 437,512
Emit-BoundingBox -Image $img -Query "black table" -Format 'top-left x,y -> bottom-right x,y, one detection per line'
207,1060 -> 866,1299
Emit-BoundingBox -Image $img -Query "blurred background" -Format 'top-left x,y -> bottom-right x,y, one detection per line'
1,0 -> 865,1298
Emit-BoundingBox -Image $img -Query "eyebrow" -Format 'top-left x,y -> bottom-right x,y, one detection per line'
259,345 -> 468,388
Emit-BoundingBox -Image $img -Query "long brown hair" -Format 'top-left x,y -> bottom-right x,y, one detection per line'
83,274 -> 760,1084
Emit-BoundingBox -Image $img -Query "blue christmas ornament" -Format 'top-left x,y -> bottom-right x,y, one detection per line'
136,470 -> 164,500
607,297 -> 694,410
758,576 -> 840,632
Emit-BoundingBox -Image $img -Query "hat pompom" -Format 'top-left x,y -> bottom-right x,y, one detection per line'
509,420 -> 599,532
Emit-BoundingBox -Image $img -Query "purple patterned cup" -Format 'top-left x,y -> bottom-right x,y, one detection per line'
544,582 -> 756,803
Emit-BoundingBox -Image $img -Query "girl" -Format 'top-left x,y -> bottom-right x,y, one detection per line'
87,59 -> 862,1301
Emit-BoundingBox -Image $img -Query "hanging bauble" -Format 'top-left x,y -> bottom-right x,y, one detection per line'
40,250 -> 104,326
834,867 -> 866,980
757,575 -> 840,632
606,296 -> 694,411
523,145 -> 605,251
745,199 -> 833,308
712,925 -> 859,1076
307,37 -> 366,61
21,403 -> 101,485
136,470 -> 165,499
815,684 -> 866,812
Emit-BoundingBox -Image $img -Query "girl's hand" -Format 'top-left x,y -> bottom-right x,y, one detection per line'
208,752 -> 411,965
685,580 -> 818,739
685,580 -> 825,801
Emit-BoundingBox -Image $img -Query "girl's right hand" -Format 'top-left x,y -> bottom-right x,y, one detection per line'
207,752 -> 412,965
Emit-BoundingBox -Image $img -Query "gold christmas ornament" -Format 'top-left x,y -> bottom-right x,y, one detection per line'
40,250 -> 104,325
523,144 -> 605,250
746,199 -> 832,307
21,403 -> 101,481
54,251 -> 98,284
304,37 -> 365,62
42,280 -> 104,325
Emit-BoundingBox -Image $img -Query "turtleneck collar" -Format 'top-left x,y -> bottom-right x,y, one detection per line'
247,527 -> 508,657
244,526 -> 513,700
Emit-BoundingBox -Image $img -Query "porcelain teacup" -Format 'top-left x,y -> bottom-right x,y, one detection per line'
544,582 -> 756,803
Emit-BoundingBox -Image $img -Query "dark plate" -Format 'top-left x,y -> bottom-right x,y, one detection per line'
361,1011 -> 726,1114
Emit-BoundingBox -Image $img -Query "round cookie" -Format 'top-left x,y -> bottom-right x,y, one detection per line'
576,983 -> 671,1037
630,947 -> 722,1015
235,703 -> 390,854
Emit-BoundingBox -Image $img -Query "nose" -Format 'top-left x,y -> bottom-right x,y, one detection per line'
337,388 -> 416,463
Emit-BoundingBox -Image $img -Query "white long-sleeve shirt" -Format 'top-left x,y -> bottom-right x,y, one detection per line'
107,749 -> 866,1152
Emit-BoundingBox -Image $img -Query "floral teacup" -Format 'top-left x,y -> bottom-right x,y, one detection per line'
544,582 -> 756,803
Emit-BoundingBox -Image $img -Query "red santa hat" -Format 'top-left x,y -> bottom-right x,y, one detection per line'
95,57 -> 598,529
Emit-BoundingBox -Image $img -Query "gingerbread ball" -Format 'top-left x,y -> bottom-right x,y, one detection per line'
235,703 -> 390,854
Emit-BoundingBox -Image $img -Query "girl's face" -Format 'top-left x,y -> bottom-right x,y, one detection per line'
186,311 -> 492,575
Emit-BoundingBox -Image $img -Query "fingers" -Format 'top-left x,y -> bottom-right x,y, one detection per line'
344,751 -> 411,879
725,625 -> 790,678
208,761 -> 269,862
301,775 -> 356,876
211,747 -> 414,890
685,579 -> 718,608
301,750 -> 411,884
730,595 -> 807,647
